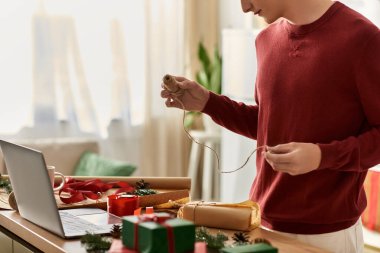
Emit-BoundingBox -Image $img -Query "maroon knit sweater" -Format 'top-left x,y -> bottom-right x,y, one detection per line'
203,2 -> 380,234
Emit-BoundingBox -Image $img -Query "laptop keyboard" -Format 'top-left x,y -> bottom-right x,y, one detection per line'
60,211 -> 108,234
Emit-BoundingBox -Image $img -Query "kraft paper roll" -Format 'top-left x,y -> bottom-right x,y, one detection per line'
70,176 -> 191,190
177,200 -> 260,231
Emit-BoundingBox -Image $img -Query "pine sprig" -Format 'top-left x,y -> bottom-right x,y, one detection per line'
195,227 -> 228,249
130,179 -> 157,196
80,233 -> 112,253
132,188 -> 157,196
0,174 -> 12,194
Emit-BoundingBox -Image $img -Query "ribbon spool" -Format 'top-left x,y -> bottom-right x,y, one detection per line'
108,194 -> 139,217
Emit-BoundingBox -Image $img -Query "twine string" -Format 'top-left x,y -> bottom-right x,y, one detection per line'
166,85 -> 264,174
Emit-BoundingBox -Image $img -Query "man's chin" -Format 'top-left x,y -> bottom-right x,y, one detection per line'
263,16 -> 281,25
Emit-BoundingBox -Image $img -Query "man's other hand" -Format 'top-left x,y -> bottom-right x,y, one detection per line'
263,142 -> 322,176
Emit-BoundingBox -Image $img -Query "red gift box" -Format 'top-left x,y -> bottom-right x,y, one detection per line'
108,194 -> 139,217
362,168 -> 380,232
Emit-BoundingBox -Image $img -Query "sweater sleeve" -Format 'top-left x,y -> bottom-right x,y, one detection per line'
202,92 -> 259,140
318,32 -> 380,172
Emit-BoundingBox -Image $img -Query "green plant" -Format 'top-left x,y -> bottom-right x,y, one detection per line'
185,41 -> 222,129
196,41 -> 222,94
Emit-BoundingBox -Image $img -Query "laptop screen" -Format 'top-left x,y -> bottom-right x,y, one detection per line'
0,140 -> 65,237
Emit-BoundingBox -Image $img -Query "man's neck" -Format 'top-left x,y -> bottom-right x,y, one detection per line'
283,0 -> 334,25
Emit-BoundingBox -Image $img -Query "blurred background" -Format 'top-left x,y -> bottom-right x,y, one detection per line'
0,0 -> 379,202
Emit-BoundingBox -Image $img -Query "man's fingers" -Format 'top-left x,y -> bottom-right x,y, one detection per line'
267,142 -> 295,154
165,98 -> 181,108
161,90 -> 171,98
177,80 -> 195,90
264,151 -> 294,164
173,76 -> 187,82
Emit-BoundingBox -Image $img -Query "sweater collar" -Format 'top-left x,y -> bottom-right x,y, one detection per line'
283,1 -> 343,37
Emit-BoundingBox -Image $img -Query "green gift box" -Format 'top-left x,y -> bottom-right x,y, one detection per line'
220,243 -> 278,253
122,213 -> 195,253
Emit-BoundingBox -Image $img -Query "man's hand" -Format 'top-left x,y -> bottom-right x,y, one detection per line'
263,142 -> 322,176
161,75 -> 210,112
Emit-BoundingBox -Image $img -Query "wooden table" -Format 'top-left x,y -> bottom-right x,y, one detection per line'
0,210 -> 330,253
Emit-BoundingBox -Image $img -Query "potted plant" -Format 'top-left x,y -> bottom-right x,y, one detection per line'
185,41 -> 222,130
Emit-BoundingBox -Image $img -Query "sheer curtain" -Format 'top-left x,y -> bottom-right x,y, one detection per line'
140,0 -> 221,177
141,0 -> 189,176
0,0 -> 190,175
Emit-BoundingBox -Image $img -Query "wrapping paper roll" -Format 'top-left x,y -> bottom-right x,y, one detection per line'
177,200 -> 260,231
71,176 -> 191,190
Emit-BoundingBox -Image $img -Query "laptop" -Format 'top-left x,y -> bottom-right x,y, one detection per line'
0,140 -> 121,238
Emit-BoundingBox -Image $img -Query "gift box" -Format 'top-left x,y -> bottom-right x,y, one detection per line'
220,243 -> 278,253
177,200 -> 260,231
362,168 -> 380,232
122,213 -> 195,253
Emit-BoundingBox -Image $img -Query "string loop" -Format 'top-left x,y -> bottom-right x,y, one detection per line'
163,75 -> 264,174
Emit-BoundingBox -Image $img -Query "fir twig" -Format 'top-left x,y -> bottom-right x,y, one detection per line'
132,188 -> 157,196
195,227 -> 228,249
130,179 -> 157,196
80,232 -> 112,253
0,174 -> 12,194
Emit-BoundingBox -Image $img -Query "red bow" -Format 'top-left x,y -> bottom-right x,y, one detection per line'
138,214 -> 172,223
58,178 -> 134,204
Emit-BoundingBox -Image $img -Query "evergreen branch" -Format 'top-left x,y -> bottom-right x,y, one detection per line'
0,174 -> 12,194
195,227 -> 228,249
80,233 -> 112,253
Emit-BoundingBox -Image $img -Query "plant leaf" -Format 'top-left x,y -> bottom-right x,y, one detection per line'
198,42 -> 211,76
196,70 -> 210,89
210,47 -> 222,94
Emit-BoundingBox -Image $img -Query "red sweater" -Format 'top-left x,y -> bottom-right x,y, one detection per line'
203,2 -> 380,234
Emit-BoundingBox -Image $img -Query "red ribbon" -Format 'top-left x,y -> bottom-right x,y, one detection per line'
58,178 -> 134,204
133,214 -> 175,253
368,171 -> 380,230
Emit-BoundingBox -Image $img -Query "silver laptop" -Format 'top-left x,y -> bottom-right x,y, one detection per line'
0,140 -> 121,238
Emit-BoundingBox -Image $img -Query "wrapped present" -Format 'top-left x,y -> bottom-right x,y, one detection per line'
220,243 -> 278,253
177,200 -> 260,231
108,194 -> 139,217
362,168 -> 380,232
122,213 -> 195,253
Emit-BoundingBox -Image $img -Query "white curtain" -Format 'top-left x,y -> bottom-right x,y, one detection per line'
0,0 -> 188,175
140,0 -> 189,176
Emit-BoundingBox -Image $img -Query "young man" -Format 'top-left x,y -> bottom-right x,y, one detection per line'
161,0 -> 380,252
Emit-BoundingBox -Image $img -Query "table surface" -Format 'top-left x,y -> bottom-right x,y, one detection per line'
0,210 -> 330,253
